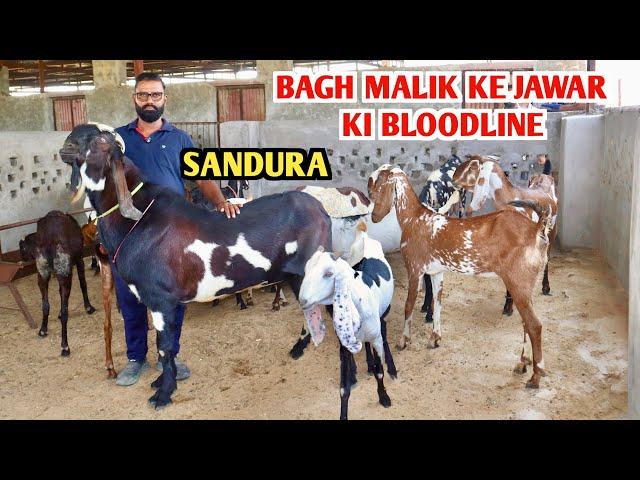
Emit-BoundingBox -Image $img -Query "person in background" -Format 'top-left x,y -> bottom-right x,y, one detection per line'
537,153 -> 552,175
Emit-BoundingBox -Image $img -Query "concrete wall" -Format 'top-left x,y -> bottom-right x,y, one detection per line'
84,83 -> 218,127
0,132 -> 83,253
557,115 -> 604,248
0,95 -> 55,130
629,117 -> 640,419
0,83 -> 218,132
601,108 -> 639,291
220,113 -> 565,199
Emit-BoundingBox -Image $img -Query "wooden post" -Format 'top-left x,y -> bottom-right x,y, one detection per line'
133,60 -> 144,77
7,283 -> 36,328
38,60 -> 45,93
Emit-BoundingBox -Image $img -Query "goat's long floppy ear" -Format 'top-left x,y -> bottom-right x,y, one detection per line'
468,160 -> 494,211
304,304 -> 326,347
332,271 -> 362,354
347,220 -> 366,267
110,147 -> 142,221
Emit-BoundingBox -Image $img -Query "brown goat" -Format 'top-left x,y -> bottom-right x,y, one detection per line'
451,156 -> 558,314
19,211 -> 96,356
368,164 -> 553,388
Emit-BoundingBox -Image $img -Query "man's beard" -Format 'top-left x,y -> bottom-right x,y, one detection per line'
136,103 -> 164,123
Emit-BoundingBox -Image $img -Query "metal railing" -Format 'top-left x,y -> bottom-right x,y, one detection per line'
173,121 -> 220,149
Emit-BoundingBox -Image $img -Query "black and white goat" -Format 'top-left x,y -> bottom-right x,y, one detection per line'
298,221 -> 395,420
60,124 -> 332,409
289,185 -> 401,359
417,154 -> 468,322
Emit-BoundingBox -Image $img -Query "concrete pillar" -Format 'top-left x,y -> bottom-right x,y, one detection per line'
557,115 -> 603,248
535,60 -> 587,71
629,117 -> 640,419
0,66 -> 9,96
257,60 -> 294,120
92,60 -> 128,88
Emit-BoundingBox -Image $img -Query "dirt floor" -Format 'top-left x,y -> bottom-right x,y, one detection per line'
0,248 -> 628,419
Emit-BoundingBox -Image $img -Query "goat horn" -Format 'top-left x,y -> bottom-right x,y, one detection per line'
71,183 -> 86,204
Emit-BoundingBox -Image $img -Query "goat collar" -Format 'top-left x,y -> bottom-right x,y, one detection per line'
93,182 -> 145,224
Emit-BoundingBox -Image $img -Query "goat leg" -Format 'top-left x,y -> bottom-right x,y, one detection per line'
149,309 -> 178,409
57,274 -> 72,357
502,290 -> 514,316
100,258 -> 117,378
372,340 -> 391,409
381,319 -> 397,379
542,262 -> 551,295
420,273 -> 434,323
235,292 -> 247,310
75,257 -> 96,314
365,342 -> 375,375
37,274 -> 50,337
289,325 -> 311,359
398,274 -> 420,350
278,285 -> 288,307
427,273 -> 444,349
339,345 -> 355,420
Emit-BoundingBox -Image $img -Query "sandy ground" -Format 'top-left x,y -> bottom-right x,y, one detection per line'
0,248 -> 628,419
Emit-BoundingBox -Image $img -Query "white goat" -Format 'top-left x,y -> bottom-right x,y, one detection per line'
298,221 -> 395,420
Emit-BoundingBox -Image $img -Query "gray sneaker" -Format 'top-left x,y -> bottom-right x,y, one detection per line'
156,357 -> 191,381
116,359 -> 150,386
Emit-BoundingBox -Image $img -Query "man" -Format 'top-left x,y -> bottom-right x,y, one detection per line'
537,153 -> 552,175
113,72 -> 241,386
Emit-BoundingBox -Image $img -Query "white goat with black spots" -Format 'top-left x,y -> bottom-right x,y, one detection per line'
298,221 -> 395,420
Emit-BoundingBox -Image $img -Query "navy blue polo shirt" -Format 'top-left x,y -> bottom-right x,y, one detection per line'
115,119 -> 193,196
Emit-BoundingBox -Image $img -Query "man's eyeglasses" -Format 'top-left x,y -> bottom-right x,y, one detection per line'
134,92 -> 164,102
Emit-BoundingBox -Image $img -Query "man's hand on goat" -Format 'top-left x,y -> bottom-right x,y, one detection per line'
216,200 -> 242,219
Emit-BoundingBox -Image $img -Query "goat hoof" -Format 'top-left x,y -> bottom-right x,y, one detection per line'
246,299 -> 254,306
211,299 -> 220,307
239,304 -> 247,310
86,305 -> 96,315
526,376 -> 540,389
281,301 -> 289,307
107,369 -> 117,379
427,333 -> 441,349
272,304 -> 280,311
424,312 -> 433,324
389,371 -> 398,380
378,391 -> 392,408
148,391 -> 172,409
289,345 -> 305,360
61,348 -> 71,357
502,308 -> 513,316
396,338 -> 409,351
513,362 -> 527,374
150,374 -> 164,389
38,330 -> 47,337
523,356 -> 533,366
542,289 -> 552,296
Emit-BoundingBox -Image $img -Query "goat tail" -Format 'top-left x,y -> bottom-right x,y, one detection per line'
508,200 -> 553,240
356,219 -> 367,233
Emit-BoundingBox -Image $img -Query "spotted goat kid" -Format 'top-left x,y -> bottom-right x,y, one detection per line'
368,164 -> 553,389
298,221 -> 395,420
